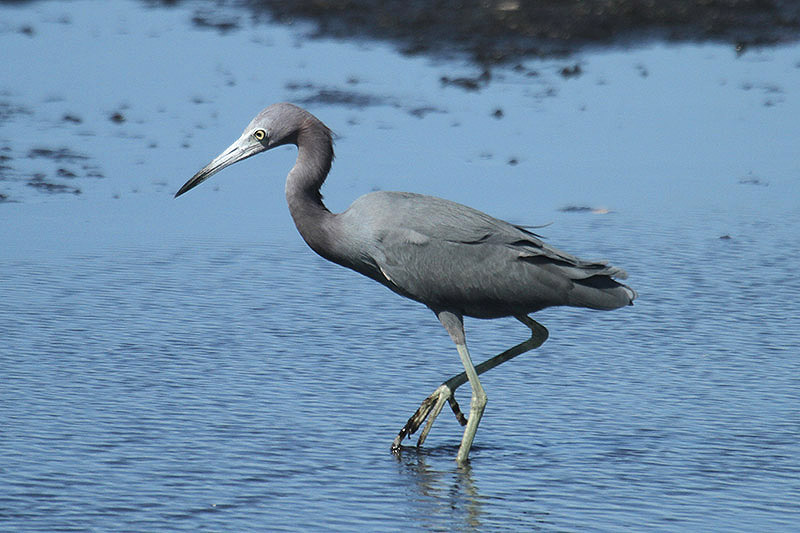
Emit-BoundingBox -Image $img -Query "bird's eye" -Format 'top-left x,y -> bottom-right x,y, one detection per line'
253,129 -> 266,141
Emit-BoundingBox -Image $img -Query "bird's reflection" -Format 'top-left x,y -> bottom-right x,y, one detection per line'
395,445 -> 485,530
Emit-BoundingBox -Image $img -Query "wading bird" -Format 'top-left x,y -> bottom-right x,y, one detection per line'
175,103 -> 636,464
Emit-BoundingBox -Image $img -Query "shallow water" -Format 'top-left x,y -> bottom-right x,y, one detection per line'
2,1 -> 800,531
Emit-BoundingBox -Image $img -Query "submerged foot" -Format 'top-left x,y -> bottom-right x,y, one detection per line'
391,383 -> 467,453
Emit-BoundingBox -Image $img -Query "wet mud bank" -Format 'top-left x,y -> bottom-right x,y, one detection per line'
199,0 -> 800,62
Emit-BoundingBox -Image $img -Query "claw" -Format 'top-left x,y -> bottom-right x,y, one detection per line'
448,395 -> 467,426
392,394 -> 437,452
392,383 -> 464,453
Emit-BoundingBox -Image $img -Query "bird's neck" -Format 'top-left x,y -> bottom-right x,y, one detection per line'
285,119 -> 337,259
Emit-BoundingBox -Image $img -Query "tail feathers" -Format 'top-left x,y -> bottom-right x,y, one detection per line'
570,275 -> 636,310
517,250 -> 636,311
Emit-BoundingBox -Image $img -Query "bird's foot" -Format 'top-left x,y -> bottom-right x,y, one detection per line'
391,383 -> 467,453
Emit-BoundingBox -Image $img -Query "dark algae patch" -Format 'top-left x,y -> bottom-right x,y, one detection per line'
9,147 -> 102,198
27,173 -> 81,195
27,147 -> 89,163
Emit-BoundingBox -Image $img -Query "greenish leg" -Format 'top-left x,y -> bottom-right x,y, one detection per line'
391,315 -> 549,460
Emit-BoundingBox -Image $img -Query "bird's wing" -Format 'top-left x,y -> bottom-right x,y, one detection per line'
362,191 -> 626,279
348,192 -> 630,315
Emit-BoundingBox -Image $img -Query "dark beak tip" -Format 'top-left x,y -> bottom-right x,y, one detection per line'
174,142 -> 243,199
174,171 -> 207,198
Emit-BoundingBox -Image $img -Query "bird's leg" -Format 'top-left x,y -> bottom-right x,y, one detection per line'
454,341 -> 486,464
431,310 -> 486,464
392,315 -> 549,455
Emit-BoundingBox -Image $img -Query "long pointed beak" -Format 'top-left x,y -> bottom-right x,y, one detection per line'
175,135 -> 263,198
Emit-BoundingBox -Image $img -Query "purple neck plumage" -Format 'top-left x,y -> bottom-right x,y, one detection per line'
284,115 -> 338,260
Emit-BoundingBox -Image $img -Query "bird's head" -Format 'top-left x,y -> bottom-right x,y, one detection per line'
174,103 -> 308,198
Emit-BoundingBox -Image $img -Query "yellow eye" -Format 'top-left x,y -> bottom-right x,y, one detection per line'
253,129 -> 266,141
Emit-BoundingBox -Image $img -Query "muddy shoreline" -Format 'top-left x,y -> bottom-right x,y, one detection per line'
190,0 -> 800,62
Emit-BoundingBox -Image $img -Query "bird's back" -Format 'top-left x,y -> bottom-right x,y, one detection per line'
332,191 -> 635,318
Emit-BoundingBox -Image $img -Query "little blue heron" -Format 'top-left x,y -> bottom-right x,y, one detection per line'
175,103 -> 636,464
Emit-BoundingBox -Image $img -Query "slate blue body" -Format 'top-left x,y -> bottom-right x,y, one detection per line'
334,190 -> 634,318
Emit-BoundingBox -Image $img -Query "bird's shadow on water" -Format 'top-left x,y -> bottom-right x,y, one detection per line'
392,444 -> 487,529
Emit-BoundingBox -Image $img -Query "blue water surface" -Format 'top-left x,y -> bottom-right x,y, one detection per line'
2,1 -> 799,531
